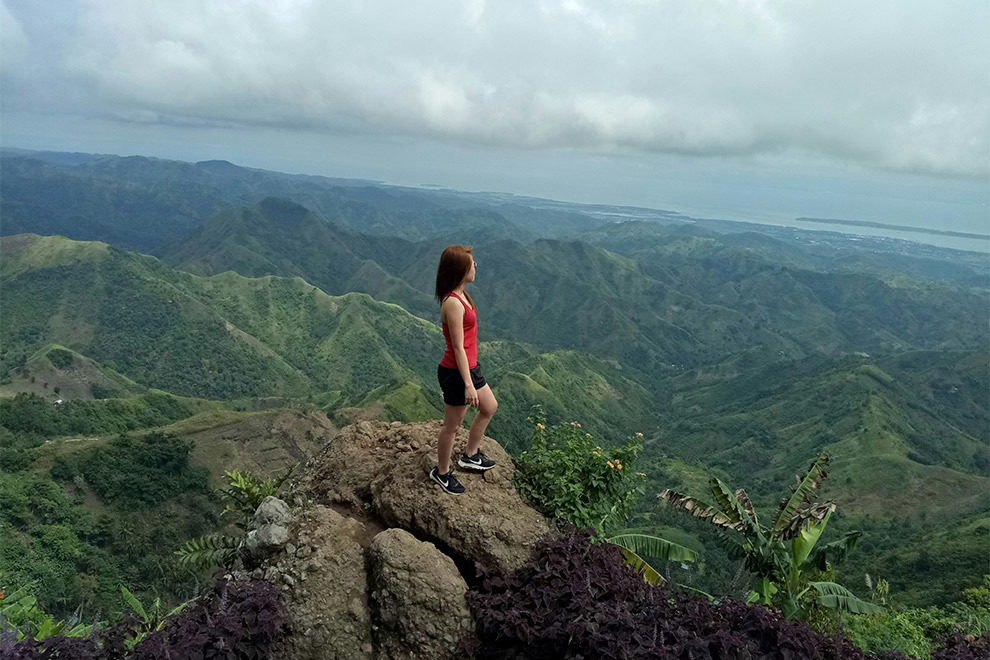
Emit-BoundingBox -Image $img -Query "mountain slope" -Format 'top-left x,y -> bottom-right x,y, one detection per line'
1,234 -> 656,445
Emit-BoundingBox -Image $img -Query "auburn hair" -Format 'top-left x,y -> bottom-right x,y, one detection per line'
434,245 -> 476,310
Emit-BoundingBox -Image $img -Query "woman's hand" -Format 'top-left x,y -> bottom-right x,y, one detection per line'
464,385 -> 479,408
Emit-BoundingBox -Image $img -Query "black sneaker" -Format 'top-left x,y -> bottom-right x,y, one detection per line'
430,466 -> 465,495
458,450 -> 496,471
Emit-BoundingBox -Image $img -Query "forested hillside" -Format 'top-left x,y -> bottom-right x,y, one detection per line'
1,151 -> 986,638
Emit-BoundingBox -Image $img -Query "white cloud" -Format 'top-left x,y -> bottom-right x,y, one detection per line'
0,2 -> 29,70
1,0 -> 987,177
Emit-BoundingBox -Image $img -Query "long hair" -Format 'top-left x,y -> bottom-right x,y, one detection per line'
434,245 -> 476,310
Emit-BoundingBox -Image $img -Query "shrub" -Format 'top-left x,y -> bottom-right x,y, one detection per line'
466,528 -> 883,660
90,385 -> 116,400
513,405 -> 645,532
843,611 -> 935,658
1,579 -> 288,659
47,350 -> 74,370
931,633 -> 990,660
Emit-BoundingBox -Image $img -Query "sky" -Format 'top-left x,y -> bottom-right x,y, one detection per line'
1,0 -> 988,239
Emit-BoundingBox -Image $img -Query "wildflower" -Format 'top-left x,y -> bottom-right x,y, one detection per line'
537,423 -> 544,429
636,432 -> 643,437
637,472 -> 646,477
585,433 -> 592,437
616,464 -> 623,470
633,449 -> 637,455
576,423 -> 581,427
607,461 -> 614,468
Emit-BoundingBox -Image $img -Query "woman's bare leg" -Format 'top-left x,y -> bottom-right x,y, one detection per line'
438,403 -> 469,473
465,385 -> 498,456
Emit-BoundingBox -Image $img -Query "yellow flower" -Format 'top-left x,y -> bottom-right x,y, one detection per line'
537,423 -> 545,429
585,433 -> 592,437
637,472 -> 646,477
616,464 -> 623,470
607,461 -> 614,468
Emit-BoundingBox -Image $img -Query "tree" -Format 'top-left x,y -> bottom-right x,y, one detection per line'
658,454 -> 882,620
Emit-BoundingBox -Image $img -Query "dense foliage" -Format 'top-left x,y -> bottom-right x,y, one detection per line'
466,529 -> 888,659
1,578 -> 288,659
514,406 -> 645,532
466,529 -> 990,660
0,431 -> 218,618
0,391 -> 197,449
58,432 -> 210,509
843,576 -> 990,659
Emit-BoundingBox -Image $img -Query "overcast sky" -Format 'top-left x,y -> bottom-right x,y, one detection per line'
2,1 -> 988,236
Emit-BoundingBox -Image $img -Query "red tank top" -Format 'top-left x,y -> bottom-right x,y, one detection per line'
440,292 -> 478,369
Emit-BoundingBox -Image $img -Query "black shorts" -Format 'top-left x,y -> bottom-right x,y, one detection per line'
437,364 -> 487,406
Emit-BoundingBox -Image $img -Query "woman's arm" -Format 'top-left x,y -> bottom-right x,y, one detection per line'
443,297 -> 479,407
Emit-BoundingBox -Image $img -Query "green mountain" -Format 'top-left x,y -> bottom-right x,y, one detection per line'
0,153 -> 548,251
643,349 -> 989,605
160,200 -> 988,380
1,234 -> 653,444
158,197 -> 438,321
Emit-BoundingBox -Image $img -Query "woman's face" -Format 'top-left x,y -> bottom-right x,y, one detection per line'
464,257 -> 477,284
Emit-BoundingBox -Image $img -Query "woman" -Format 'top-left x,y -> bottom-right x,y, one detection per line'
431,245 -> 498,495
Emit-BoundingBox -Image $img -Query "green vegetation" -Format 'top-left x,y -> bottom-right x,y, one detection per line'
659,454 -> 880,621
842,575 -> 990,658
2,156 -> 988,627
0,429 -> 219,618
513,407 -> 696,585
176,467 -> 296,570
514,405 -> 646,533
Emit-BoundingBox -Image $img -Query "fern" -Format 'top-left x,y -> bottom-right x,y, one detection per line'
175,533 -> 240,569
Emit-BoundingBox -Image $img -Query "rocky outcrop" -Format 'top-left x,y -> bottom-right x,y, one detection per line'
371,444 -> 553,572
369,528 -> 473,659
235,420 -> 555,659
247,505 -> 374,660
287,419 -> 554,572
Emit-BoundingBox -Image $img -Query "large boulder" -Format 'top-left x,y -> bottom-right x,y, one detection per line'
369,528 -> 474,659
369,428 -> 555,572
268,504 -> 374,660
288,420 -> 555,572
287,420 -> 402,508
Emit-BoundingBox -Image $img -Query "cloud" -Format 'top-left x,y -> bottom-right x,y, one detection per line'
2,0 -> 987,177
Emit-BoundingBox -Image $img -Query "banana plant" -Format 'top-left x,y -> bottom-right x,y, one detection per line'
0,583 -> 92,641
658,454 -> 882,619
594,506 -> 698,586
120,585 -> 192,646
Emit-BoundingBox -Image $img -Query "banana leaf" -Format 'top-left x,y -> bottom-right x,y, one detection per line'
772,454 -> 830,534
607,533 -> 698,562
810,581 -> 885,614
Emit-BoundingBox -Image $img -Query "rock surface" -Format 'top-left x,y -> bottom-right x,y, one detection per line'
288,419 -> 554,572
242,421 -> 554,658
371,437 -> 554,572
369,528 -> 473,659
270,505 -> 373,660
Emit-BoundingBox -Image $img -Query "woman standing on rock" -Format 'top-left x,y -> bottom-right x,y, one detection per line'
431,245 -> 498,495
